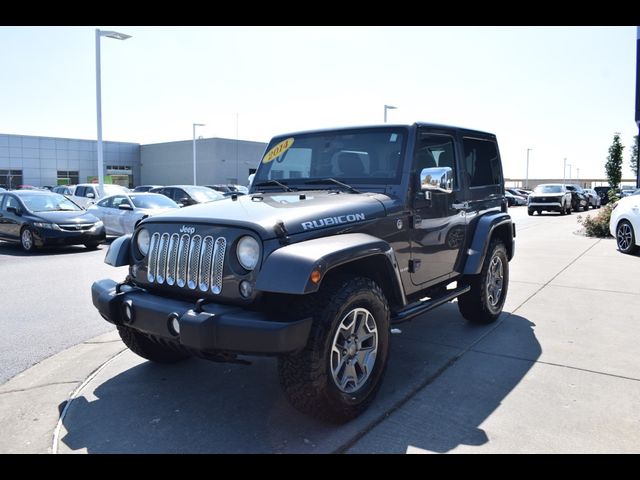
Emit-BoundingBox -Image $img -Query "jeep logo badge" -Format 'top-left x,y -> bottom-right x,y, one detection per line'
180,225 -> 196,234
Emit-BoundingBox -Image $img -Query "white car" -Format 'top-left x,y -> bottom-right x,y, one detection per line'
87,192 -> 179,236
71,183 -> 130,208
609,195 -> 640,254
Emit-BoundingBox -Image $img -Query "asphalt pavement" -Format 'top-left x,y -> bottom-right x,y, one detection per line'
1,207 -> 639,453
0,240 -> 128,384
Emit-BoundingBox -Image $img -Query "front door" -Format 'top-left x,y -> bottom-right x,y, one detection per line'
0,194 -> 24,241
410,130 -> 467,287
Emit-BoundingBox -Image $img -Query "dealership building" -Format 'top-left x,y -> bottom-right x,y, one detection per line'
0,133 -> 267,189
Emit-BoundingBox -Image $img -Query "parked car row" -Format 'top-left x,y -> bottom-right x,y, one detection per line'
0,182 -> 231,252
526,183 -> 600,216
0,190 -> 105,252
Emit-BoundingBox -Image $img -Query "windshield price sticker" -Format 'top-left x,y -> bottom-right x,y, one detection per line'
262,138 -> 294,164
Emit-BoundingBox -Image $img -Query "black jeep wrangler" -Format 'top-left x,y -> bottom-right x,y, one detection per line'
92,123 -> 515,423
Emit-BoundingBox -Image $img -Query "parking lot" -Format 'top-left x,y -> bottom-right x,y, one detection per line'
1,206 -> 639,453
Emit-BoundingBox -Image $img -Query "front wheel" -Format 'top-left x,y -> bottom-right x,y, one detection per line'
20,227 -> 37,252
616,220 -> 638,255
278,276 -> 390,423
458,238 -> 509,324
527,208 -> 534,216
84,241 -> 101,250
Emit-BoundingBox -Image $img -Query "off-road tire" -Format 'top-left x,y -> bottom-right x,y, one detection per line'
117,325 -> 190,363
458,238 -> 509,324
278,276 -> 390,423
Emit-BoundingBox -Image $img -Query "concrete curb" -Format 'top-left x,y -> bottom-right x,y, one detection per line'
0,330 -> 125,453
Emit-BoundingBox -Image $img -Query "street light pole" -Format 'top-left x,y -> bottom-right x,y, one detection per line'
192,123 -> 205,185
525,148 -> 532,189
567,163 -> 572,180
384,105 -> 397,123
95,29 -> 131,197
563,158 -> 567,186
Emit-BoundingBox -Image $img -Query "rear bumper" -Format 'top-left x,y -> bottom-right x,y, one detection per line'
91,279 -> 312,355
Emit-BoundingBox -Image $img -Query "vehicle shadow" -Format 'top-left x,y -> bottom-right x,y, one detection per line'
0,242 -> 99,257
0,238 -> 114,257
57,307 -> 540,453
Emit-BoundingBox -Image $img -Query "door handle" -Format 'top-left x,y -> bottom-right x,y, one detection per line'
452,201 -> 468,210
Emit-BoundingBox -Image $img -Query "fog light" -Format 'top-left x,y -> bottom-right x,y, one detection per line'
122,301 -> 134,324
239,280 -> 253,298
168,313 -> 180,336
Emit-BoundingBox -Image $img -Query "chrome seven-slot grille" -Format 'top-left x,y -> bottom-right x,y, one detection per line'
147,232 -> 227,294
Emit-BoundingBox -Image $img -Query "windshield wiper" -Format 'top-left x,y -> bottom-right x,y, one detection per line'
304,178 -> 360,194
254,180 -> 296,192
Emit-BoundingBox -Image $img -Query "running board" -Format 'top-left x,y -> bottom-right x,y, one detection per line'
391,285 -> 470,323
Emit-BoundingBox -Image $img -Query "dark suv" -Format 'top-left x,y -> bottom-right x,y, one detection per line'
92,123 -> 515,423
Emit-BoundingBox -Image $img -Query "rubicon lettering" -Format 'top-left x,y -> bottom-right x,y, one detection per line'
301,213 -> 366,230
180,225 -> 196,234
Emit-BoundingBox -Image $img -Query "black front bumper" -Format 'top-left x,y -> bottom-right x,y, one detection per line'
91,279 -> 312,355
35,227 -> 106,247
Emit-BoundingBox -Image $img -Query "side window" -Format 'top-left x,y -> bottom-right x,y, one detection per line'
4,195 -> 20,211
0,194 -> 4,209
98,197 -> 114,208
173,189 -> 186,201
111,196 -> 130,208
463,138 -> 502,188
413,133 -> 458,188
75,186 -> 86,197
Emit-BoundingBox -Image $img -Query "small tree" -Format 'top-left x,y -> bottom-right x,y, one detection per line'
605,132 -> 624,201
630,134 -> 638,179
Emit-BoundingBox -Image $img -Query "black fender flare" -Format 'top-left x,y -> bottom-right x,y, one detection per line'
463,213 -> 514,275
105,234 -> 132,267
255,233 -> 406,302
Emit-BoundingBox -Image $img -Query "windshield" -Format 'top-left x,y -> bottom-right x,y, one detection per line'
20,193 -> 82,212
103,184 -> 129,196
130,194 -> 179,209
183,186 -> 224,203
534,185 -> 563,194
253,127 -> 407,190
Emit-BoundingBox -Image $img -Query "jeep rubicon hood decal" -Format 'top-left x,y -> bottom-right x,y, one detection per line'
143,191 -> 386,239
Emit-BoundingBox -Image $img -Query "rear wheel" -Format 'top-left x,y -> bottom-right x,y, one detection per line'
20,227 -> 36,252
616,220 -> 638,255
458,238 -> 509,324
278,276 -> 390,423
117,325 -> 190,363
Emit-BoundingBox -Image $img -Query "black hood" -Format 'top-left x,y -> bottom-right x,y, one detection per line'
141,191 -> 388,239
30,210 -> 100,224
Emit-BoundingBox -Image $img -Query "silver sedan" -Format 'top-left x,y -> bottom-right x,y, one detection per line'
87,193 -> 179,236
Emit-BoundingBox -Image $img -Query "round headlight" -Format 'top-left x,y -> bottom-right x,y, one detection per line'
136,228 -> 151,256
237,236 -> 260,270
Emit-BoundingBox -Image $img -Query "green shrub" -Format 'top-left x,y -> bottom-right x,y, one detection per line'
577,204 -> 614,238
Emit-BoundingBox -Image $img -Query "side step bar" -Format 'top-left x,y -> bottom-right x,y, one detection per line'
391,285 -> 470,324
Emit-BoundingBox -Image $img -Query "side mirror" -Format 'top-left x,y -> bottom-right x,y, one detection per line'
6,206 -> 22,216
179,197 -> 191,206
420,166 -> 453,195
86,192 -> 95,199
118,204 -> 133,211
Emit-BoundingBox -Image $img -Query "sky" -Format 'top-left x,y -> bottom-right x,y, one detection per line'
0,26 -> 638,180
